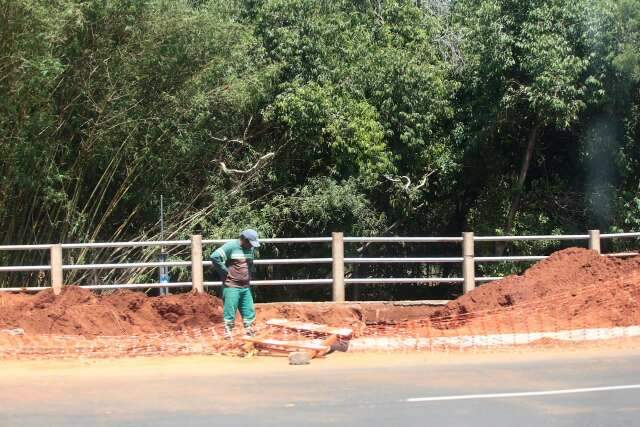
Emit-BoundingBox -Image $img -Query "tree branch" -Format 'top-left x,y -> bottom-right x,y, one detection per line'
219,152 -> 275,175
384,174 -> 411,190
385,169 -> 435,191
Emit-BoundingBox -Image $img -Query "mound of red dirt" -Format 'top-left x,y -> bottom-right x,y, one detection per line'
0,286 -> 367,336
1,247 -> 639,338
256,302 -> 363,324
0,287 -> 223,336
433,248 -> 640,330
256,302 -> 366,334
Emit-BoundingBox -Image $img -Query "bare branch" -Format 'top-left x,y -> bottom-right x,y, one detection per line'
211,136 -> 246,144
243,115 -> 253,141
219,152 -> 275,175
211,116 -> 255,146
385,169 -> 436,191
384,175 -> 411,190
415,170 -> 436,190
384,174 -> 411,190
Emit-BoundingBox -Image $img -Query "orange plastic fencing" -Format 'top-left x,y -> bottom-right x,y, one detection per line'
2,277 -> 639,359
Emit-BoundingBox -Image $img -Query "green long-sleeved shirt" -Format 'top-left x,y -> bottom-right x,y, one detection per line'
210,240 -> 254,288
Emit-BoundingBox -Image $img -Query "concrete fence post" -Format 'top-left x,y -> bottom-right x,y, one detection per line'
462,232 -> 475,294
588,229 -> 601,254
331,232 -> 345,302
191,234 -> 204,293
50,244 -> 63,296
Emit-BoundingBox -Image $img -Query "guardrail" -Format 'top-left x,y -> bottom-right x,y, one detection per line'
0,230 -> 639,301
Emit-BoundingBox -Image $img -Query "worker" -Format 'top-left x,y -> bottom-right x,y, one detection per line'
210,229 -> 260,339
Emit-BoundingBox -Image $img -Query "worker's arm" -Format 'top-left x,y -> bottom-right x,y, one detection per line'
248,252 -> 255,282
210,242 -> 231,280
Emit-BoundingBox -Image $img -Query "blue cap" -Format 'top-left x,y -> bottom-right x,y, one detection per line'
240,229 -> 260,247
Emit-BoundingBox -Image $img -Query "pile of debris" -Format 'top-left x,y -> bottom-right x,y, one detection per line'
241,319 -> 353,364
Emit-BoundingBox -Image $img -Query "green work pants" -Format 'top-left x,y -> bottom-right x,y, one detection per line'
222,286 -> 255,330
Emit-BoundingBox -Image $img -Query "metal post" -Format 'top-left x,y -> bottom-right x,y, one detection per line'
159,194 -> 169,295
158,252 -> 169,294
191,235 -> 204,293
50,244 -> 63,296
462,232 -> 475,294
332,232 -> 345,302
588,229 -> 601,254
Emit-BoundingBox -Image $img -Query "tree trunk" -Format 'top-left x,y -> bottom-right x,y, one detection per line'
496,123 -> 542,256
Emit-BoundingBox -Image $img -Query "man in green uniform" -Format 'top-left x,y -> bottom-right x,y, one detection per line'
210,229 -> 259,338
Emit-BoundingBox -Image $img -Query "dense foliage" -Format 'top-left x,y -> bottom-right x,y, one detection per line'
1,0 -> 639,298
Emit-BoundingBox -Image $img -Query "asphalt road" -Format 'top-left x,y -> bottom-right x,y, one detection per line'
1,349 -> 639,427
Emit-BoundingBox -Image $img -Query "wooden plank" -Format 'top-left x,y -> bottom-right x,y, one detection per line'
242,336 -> 330,351
266,318 -> 353,338
317,334 -> 338,357
242,336 -> 330,357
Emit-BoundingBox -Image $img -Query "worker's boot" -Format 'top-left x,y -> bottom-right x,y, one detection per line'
244,323 -> 255,337
223,322 -> 234,340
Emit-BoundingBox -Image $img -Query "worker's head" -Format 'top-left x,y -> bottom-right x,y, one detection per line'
240,229 -> 260,249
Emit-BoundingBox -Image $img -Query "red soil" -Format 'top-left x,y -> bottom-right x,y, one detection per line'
0,288 -> 223,336
256,303 -> 365,330
432,248 -> 640,332
0,247 -> 639,339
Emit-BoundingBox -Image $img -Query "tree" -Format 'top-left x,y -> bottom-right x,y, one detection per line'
453,0 -> 598,252
254,0 -> 459,234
